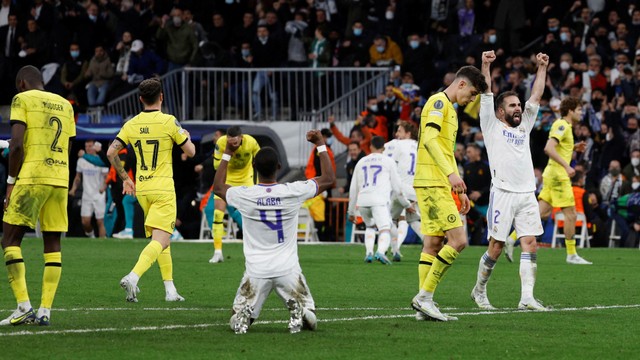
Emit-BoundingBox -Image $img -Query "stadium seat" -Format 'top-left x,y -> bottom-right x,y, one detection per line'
608,220 -> 621,248
551,212 -> 591,248
297,207 -> 319,242
76,113 -> 90,124
198,211 -> 239,241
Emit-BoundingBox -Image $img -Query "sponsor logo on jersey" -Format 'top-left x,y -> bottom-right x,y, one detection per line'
45,158 -> 67,166
138,175 -> 154,182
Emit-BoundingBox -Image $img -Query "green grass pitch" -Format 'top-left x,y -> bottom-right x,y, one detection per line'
0,238 -> 638,359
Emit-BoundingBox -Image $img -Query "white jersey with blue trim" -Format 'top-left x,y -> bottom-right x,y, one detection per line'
226,179 -> 318,278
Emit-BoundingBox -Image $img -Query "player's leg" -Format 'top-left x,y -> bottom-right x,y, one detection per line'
35,186 -> 69,325
230,275 -> 271,334
274,272 -> 317,333
358,207 -> 376,262
113,194 -> 136,239
413,188 -> 439,298
120,194 -> 171,302
562,205 -> 591,264
413,187 -> 465,321
371,205 -> 393,265
95,195 -> 107,238
210,195 -> 226,263
1,184 -> 49,325
80,200 -> 95,237
471,238 -> 501,310
158,246 -> 184,301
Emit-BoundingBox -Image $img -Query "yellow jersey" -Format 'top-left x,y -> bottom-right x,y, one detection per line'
115,110 -> 188,195
414,92 -> 458,188
10,89 -> 75,187
213,134 -> 260,186
542,118 -> 573,180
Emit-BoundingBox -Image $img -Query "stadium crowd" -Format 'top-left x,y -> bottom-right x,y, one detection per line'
0,0 -> 639,246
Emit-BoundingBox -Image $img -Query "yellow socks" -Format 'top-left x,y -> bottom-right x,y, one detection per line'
421,245 -> 459,292
4,246 -> 29,303
213,209 -> 224,251
418,252 -> 435,289
132,240 -> 163,277
158,246 -> 173,281
566,239 -> 577,255
41,252 -> 62,309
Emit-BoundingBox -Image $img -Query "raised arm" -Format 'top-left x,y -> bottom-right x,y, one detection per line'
307,130 -> 336,194
212,138 -> 240,203
529,53 -> 549,105
481,51 -> 496,94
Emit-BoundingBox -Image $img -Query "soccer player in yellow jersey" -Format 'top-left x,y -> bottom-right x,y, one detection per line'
411,66 -> 487,321
538,97 -> 591,265
1,66 -> 75,326
108,78 -> 196,302
209,125 -> 260,263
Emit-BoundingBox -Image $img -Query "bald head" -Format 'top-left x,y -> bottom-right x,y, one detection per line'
16,65 -> 44,92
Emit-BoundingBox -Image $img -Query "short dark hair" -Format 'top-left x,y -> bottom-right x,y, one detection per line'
467,142 -> 482,152
16,65 -> 43,89
495,91 -> 519,111
227,126 -> 242,137
371,136 -> 385,150
455,66 -> 488,93
348,141 -> 360,148
254,147 -> 279,178
560,97 -> 581,117
571,170 -> 584,185
139,77 -> 162,105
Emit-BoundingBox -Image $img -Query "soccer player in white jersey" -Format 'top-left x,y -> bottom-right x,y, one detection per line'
69,140 -> 109,238
213,130 -> 335,334
348,136 -> 412,264
384,121 -> 421,261
470,50 -> 548,311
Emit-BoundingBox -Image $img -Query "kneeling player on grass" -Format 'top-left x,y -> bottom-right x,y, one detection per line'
213,130 -> 335,334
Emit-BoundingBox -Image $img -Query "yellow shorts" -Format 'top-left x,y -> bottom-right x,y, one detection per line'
538,176 -> 575,208
4,184 -> 68,232
415,187 -> 462,236
137,193 -> 177,237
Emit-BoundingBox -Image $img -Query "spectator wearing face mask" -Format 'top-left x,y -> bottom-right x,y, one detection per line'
156,7 -> 198,71
337,20 -> 371,67
600,160 -> 632,209
369,35 -> 402,67
623,149 -> 640,181
60,42 -> 88,104
402,34 -> 432,93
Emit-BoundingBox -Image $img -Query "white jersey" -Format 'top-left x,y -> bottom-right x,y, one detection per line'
76,158 -> 108,201
480,93 -> 539,193
348,153 -> 409,215
226,179 -> 318,278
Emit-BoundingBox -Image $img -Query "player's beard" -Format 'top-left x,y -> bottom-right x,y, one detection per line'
505,111 -> 522,127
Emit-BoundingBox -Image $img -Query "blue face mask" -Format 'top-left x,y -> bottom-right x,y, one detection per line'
560,33 -> 569,42
225,0 -> 234,3
476,140 -> 484,148
488,34 -> 497,44
326,137 -> 334,146
241,49 -> 250,57
409,40 -> 419,49
376,46 -> 385,53
549,26 -> 558,32
588,70 -> 596,77
70,50 -> 80,59
89,14 -> 97,22
353,28 -> 362,36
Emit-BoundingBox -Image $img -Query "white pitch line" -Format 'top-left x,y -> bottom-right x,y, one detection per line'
0,304 -> 638,337
0,307 -> 435,312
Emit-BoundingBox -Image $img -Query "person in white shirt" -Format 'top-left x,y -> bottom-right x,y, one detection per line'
384,121 -> 420,261
470,51 -> 548,311
213,130 -> 335,335
69,140 -> 109,238
348,136 -> 412,264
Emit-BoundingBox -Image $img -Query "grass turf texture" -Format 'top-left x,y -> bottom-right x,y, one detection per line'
0,238 -> 638,359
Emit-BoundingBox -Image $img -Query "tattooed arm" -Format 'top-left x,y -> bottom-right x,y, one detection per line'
107,140 -> 135,196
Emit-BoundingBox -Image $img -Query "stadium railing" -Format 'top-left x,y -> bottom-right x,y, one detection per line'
101,67 -> 390,123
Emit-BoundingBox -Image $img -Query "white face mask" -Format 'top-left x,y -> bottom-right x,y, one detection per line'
385,11 -> 394,20
606,132 -> 613,141
632,158 -> 640,167
633,182 -> 640,190
560,61 -> 571,71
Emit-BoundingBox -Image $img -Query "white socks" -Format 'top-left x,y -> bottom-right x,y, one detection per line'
519,252 -> 537,301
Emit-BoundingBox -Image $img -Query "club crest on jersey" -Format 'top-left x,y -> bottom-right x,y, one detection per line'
434,100 -> 444,109
447,214 -> 456,223
558,125 -> 565,131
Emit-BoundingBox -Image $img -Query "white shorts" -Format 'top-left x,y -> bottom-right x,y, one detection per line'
487,187 -> 543,242
358,204 -> 392,231
232,271 -> 315,319
80,196 -> 106,219
390,196 -> 420,223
